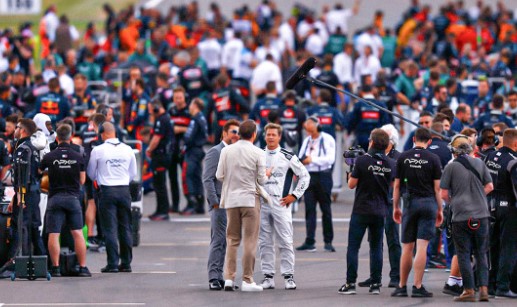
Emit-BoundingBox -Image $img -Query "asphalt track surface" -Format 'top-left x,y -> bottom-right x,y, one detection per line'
1,184 -> 516,307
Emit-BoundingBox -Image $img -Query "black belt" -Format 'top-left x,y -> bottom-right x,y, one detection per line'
100,185 -> 129,188
309,169 -> 332,175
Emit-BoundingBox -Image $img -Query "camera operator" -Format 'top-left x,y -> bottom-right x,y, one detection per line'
440,135 -> 493,302
339,129 -> 395,295
392,128 -> 443,298
87,122 -> 137,273
41,124 -> 91,277
8,118 -> 46,259
297,116 -> 336,252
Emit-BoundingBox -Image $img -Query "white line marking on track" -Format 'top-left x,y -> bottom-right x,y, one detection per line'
3,304 -> 145,306
142,218 -> 351,223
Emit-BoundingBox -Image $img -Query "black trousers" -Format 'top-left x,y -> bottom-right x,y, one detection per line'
98,186 -> 133,268
168,152 -> 183,211
304,171 -> 333,245
152,154 -> 171,215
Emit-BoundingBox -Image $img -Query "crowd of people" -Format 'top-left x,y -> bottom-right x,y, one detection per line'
0,0 -> 516,301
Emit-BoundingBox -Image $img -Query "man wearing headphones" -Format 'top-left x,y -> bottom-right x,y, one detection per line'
440,135 -> 493,302
147,101 -> 174,221
296,116 -> 336,252
476,128 -> 499,160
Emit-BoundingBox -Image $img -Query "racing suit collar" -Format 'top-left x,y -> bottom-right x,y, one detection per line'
266,145 -> 280,154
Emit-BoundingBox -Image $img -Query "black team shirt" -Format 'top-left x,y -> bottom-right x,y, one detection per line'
40,142 -> 85,198
396,147 -> 442,198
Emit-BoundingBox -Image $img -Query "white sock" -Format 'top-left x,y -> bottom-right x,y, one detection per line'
447,276 -> 463,286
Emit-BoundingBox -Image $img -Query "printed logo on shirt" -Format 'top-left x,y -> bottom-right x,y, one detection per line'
361,111 -> 380,120
106,159 -> 125,167
404,158 -> 429,168
319,117 -> 333,125
283,109 -> 295,118
53,159 -> 77,168
486,161 -> 501,169
368,165 -> 392,175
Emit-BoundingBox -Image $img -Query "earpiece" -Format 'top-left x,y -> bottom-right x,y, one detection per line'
308,116 -> 322,132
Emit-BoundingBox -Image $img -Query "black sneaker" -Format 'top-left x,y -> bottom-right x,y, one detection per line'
338,283 -> 356,295
77,266 -> 92,277
324,243 -> 336,252
442,283 -> 463,296
296,243 -> 316,252
369,283 -> 381,295
388,280 -> 399,288
391,285 -> 408,297
358,278 -> 372,287
118,265 -> 132,273
209,279 -> 223,290
411,285 -> 433,297
50,266 -> 61,277
87,236 -> 99,249
149,213 -> 169,221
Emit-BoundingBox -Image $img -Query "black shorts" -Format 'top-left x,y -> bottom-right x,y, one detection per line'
45,194 -> 83,233
85,177 -> 96,200
401,196 -> 437,243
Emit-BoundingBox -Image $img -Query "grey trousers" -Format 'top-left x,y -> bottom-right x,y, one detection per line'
207,207 -> 227,281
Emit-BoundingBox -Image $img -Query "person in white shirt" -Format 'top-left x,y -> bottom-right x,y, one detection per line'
333,43 -> 354,86
354,46 -> 381,85
251,54 -> 283,96
233,37 -> 257,82
43,5 -> 59,43
279,16 -> 296,52
259,123 -> 310,291
221,32 -> 244,77
57,65 -> 74,96
255,36 -> 281,64
197,30 -> 222,80
296,117 -> 336,253
87,122 -> 137,273
325,1 -> 360,35
216,120 -> 268,292
305,28 -> 325,57
355,26 -> 384,59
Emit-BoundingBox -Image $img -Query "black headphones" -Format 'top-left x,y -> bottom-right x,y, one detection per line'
476,128 -> 500,147
98,121 -> 106,135
308,116 -> 322,132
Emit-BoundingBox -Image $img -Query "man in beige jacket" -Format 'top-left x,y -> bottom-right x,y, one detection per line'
216,120 -> 268,292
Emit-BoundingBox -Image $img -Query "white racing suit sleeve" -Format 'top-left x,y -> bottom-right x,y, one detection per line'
288,155 -> 310,199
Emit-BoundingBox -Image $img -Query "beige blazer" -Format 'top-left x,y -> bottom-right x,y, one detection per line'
216,140 -> 268,208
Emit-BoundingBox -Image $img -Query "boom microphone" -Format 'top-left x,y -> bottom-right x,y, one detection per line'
285,57 -> 316,90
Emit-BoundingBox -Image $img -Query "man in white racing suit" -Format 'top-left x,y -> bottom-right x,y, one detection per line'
259,123 -> 310,290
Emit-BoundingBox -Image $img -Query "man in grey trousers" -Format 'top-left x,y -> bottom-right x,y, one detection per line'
203,119 -> 240,290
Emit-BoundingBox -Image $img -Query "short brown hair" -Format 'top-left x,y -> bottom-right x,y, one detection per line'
56,123 -> 72,141
48,77 -> 60,90
493,122 -> 509,134
73,73 -> 87,81
239,119 -> 257,140
88,113 -> 106,127
191,98 -> 204,111
503,128 -> 517,147
432,112 -> 451,124
18,118 -> 37,135
223,119 -> 240,133
264,123 -> 283,135
414,127 -> 432,143
370,128 -> 390,151
173,86 -> 186,94
460,127 -> 477,137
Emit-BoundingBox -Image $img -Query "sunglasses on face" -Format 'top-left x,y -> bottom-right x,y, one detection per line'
419,121 -> 430,125
229,129 -> 239,135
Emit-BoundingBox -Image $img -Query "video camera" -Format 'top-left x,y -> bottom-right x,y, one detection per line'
343,145 -> 365,173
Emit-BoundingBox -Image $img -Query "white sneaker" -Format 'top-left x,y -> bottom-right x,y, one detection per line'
261,276 -> 275,289
284,276 -> 297,290
224,280 -> 235,291
241,281 -> 263,292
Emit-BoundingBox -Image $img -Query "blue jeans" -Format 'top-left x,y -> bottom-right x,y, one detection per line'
346,214 -> 385,284
99,186 -> 133,268
452,218 -> 489,290
183,147 -> 205,197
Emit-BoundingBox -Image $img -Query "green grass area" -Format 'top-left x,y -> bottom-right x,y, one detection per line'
0,0 -> 136,33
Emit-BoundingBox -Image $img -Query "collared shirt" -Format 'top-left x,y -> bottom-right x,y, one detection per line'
298,131 -> 336,173
87,138 -> 137,186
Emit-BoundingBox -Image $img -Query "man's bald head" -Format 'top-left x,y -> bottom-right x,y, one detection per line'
101,122 -> 116,140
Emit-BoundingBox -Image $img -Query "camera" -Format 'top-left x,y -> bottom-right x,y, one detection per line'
343,145 -> 365,172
